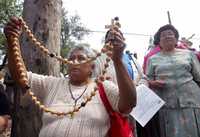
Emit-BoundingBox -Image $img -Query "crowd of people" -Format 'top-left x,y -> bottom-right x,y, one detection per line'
0,16 -> 200,137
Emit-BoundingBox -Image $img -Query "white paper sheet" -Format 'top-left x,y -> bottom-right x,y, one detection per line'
130,84 -> 165,127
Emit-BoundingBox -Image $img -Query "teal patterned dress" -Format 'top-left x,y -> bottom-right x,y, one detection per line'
146,49 -> 200,137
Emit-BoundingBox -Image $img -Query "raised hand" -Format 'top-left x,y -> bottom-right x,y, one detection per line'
105,29 -> 126,61
4,17 -> 22,41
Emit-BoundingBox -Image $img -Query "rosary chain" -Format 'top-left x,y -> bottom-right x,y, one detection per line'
10,17 -> 117,117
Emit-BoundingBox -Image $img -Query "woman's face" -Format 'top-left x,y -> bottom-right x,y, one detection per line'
159,29 -> 178,51
68,50 -> 93,84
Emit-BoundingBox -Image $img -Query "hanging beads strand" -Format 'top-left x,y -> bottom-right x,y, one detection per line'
26,57 -> 112,117
10,36 -> 29,89
9,34 -> 103,117
18,17 -> 104,66
26,82 -> 99,117
9,17 -> 119,117
24,53 -> 111,117
10,34 -> 113,117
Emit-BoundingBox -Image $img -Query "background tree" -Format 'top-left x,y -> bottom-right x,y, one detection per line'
1,0 -> 90,137
60,8 -> 89,74
0,0 -> 22,23
6,0 -> 62,136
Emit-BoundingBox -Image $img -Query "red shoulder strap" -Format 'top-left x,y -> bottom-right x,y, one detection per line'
98,82 -> 114,113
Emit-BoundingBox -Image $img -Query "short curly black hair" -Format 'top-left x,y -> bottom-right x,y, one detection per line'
153,24 -> 179,45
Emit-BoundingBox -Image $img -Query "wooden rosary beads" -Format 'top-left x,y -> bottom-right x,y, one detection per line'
19,18 -> 102,65
10,36 -> 29,89
10,17 -> 121,117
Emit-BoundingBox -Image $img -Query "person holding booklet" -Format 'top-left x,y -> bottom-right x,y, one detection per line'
144,24 -> 200,137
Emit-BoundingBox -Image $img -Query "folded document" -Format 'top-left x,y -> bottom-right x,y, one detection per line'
130,84 -> 165,127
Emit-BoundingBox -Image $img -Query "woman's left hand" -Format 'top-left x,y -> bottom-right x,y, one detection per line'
105,29 -> 126,62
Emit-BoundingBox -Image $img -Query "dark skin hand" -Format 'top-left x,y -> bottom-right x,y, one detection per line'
4,17 -> 22,40
105,29 -> 136,114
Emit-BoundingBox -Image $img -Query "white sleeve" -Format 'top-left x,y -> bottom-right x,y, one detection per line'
27,72 -> 58,101
102,80 -> 119,112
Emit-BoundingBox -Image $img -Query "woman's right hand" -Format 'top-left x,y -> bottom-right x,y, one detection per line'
148,80 -> 165,89
4,17 -> 22,41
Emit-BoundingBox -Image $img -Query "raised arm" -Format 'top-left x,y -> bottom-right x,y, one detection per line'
106,30 -> 136,114
4,17 -> 28,89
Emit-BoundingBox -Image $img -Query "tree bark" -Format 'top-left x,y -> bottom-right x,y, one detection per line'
10,0 -> 62,137
21,0 -> 61,75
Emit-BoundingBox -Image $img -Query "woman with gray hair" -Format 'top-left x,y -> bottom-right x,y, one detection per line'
3,17 -> 136,137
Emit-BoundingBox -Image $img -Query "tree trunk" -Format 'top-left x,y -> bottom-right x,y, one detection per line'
10,0 -> 62,137
21,0 -> 61,75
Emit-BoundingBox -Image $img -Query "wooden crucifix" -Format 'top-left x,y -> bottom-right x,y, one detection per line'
104,17 -> 125,44
105,17 -> 121,31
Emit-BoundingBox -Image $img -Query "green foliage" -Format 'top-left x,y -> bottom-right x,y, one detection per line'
60,8 -> 89,58
60,8 -> 90,74
0,0 -> 23,25
0,0 -> 23,55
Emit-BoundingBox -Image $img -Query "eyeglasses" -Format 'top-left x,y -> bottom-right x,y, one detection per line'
68,54 -> 88,62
